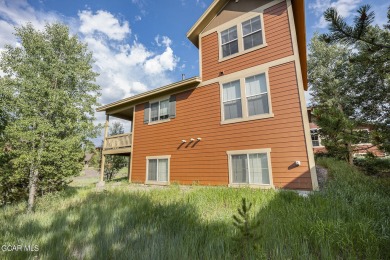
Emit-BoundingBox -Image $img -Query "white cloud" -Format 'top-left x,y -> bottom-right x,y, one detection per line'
78,10 -> 130,41
309,0 -> 362,28
196,0 -> 207,9
134,15 -> 142,22
145,36 -> 179,74
0,0 -> 180,143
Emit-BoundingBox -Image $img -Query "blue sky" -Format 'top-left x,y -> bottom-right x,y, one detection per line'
0,0 -> 388,136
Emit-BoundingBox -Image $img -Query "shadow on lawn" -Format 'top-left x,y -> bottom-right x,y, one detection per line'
15,190 -> 234,260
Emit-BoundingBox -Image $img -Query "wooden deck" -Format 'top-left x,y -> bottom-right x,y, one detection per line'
103,133 -> 132,155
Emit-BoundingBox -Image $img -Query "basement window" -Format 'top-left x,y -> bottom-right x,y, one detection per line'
146,156 -> 170,184
227,148 -> 273,187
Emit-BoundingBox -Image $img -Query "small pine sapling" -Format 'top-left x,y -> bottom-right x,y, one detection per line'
232,198 -> 262,259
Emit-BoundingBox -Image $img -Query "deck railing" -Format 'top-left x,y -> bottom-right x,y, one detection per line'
104,133 -> 132,150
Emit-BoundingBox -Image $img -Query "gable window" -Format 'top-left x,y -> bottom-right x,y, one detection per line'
144,95 -> 176,124
218,15 -> 266,61
221,26 -> 238,58
146,156 -> 170,184
221,72 -> 272,123
228,149 -> 272,187
242,16 -> 263,50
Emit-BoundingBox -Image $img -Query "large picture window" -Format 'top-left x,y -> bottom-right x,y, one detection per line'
146,157 -> 170,183
221,72 -> 272,123
228,149 -> 272,187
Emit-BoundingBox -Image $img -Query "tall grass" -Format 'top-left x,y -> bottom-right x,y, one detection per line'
0,158 -> 389,259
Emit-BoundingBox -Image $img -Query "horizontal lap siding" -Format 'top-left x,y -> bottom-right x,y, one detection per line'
201,1 -> 293,81
132,62 -> 312,190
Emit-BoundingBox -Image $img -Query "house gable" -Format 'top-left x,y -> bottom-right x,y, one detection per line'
203,0 -> 270,33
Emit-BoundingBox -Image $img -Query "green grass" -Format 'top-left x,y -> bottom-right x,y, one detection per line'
0,158 -> 389,259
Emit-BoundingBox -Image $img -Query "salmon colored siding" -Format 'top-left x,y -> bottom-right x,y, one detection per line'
201,1 -> 293,81
132,61 -> 312,190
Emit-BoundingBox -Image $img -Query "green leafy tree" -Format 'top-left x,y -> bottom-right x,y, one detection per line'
104,122 -> 129,181
0,23 -> 100,211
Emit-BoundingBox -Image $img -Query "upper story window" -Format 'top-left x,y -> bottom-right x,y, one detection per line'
221,72 -> 272,124
242,16 -> 263,50
245,74 -> 269,116
221,26 -> 238,58
144,95 -> 176,125
150,99 -> 169,122
219,15 -> 266,60
222,80 -> 242,120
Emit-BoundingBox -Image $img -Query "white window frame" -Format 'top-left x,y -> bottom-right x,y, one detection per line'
227,148 -> 273,188
218,13 -> 267,62
310,128 -> 323,147
145,155 -> 171,185
220,25 -> 239,58
242,16 -> 263,51
219,69 -> 273,124
148,95 -> 171,125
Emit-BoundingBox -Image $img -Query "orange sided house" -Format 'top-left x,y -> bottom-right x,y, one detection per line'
307,108 -> 386,157
96,0 -> 319,190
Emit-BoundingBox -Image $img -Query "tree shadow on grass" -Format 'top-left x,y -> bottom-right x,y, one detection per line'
11,189 -> 234,260
251,189 -> 389,260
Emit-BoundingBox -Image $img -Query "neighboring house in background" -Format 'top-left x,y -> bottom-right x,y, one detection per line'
97,0 -> 319,190
84,153 -> 94,167
307,107 -> 386,157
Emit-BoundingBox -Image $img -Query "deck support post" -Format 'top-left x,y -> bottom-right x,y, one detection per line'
98,114 -> 110,186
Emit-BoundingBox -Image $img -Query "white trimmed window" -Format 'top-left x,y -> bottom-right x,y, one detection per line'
222,80 -> 242,120
245,74 -> 269,116
146,156 -> 170,184
218,15 -> 266,60
310,129 -> 320,147
221,26 -> 238,58
221,72 -> 272,123
228,149 -> 272,187
242,16 -> 263,50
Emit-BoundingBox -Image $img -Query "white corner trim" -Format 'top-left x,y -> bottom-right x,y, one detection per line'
286,0 -> 319,191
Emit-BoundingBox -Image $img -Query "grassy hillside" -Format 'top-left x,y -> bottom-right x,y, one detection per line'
0,158 -> 389,259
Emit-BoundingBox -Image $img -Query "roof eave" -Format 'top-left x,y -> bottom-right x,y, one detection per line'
96,77 -> 202,112
187,0 -> 308,90
187,0 -> 229,48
